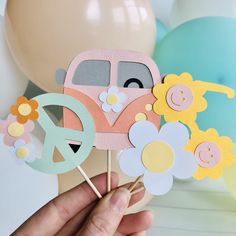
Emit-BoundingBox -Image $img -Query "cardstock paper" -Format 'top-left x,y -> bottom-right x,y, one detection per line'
60,50 -> 161,150
119,121 -> 197,196
153,72 -> 235,130
28,93 -> 95,174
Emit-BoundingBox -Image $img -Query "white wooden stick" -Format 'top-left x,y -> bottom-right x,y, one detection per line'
128,175 -> 144,192
77,166 -> 102,199
107,150 -> 112,193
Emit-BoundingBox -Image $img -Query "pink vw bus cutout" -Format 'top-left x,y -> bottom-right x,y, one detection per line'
56,50 -> 161,150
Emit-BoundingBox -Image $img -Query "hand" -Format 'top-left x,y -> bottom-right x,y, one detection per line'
12,172 -> 153,236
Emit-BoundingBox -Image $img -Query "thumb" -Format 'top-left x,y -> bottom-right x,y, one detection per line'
78,187 -> 131,236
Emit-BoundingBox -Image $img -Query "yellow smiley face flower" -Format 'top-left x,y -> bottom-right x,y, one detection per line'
153,73 -> 235,129
185,128 -> 236,180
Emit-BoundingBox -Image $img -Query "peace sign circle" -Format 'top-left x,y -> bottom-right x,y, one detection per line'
28,93 -> 95,174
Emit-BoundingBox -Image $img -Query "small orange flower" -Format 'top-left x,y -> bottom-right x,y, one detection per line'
11,96 -> 39,124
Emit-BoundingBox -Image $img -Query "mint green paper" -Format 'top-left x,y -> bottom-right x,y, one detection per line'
28,93 -> 95,174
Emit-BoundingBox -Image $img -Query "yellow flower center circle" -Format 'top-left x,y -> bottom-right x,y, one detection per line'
16,147 -> 29,159
135,112 -> 147,121
8,122 -> 24,137
142,141 -> 174,173
18,103 -> 32,116
106,94 -> 118,105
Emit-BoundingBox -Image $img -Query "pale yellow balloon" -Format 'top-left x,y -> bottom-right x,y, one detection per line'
224,144 -> 236,198
5,0 -> 156,92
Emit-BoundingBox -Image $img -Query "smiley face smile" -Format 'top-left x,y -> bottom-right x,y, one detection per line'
166,84 -> 193,111
194,142 -> 221,168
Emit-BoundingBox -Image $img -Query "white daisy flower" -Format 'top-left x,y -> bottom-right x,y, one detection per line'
99,86 -> 126,113
10,139 -> 36,164
119,121 -> 197,196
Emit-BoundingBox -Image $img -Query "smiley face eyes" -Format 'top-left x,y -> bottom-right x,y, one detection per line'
166,84 -> 194,111
194,142 -> 221,168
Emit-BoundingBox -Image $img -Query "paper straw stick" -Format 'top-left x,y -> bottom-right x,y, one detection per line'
128,175 -> 144,192
107,150 -> 112,193
77,166 -> 102,199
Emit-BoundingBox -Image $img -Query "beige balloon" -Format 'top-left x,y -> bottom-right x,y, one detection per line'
5,0 -> 156,92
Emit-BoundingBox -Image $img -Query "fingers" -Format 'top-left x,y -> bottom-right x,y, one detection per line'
129,183 -> 145,207
56,203 -> 96,236
78,188 -> 131,236
129,231 -> 146,236
13,172 -> 119,236
57,183 -> 145,235
118,211 -> 153,235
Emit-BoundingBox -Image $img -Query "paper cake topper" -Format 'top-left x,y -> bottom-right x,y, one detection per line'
185,128 -> 236,180
28,93 -> 95,174
153,72 -> 235,130
0,94 -> 95,174
56,50 -> 161,150
1,50 -> 236,198
119,121 -> 197,196
119,71 -> 236,196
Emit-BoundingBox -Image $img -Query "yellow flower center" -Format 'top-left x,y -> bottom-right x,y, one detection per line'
135,112 -> 147,121
106,94 -> 118,105
18,103 -> 32,116
8,122 -> 24,137
142,141 -> 174,173
16,147 -> 29,159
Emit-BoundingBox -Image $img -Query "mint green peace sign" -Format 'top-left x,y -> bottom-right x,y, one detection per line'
28,93 -> 95,174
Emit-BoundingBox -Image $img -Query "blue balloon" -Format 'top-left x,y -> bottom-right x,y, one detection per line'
156,19 -> 169,43
153,17 -> 236,141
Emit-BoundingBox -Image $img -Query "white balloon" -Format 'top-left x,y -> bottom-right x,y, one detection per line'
0,133 -> 58,235
170,0 -> 236,27
0,0 -> 6,15
150,0 -> 175,25
0,15 -> 28,119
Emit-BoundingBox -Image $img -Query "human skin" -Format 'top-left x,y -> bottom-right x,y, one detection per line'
12,172 -> 153,236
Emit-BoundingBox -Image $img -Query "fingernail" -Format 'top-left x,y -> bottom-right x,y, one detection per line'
110,187 -> 131,212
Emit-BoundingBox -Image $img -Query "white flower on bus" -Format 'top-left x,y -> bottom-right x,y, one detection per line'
99,86 -> 126,113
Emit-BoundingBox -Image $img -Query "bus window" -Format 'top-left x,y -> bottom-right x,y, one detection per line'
117,61 -> 154,89
72,60 -> 110,86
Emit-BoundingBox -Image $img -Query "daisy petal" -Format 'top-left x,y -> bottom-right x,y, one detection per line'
112,103 -> 123,113
102,103 -> 111,113
108,86 -> 119,94
14,139 -> 26,148
99,92 -> 108,102
143,171 -> 173,196
118,93 -> 126,103
171,149 -> 197,179
119,148 -> 145,177
158,122 -> 189,148
129,121 -> 158,149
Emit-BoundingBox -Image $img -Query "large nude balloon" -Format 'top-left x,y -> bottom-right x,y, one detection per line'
170,0 -> 236,27
5,0 -> 156,92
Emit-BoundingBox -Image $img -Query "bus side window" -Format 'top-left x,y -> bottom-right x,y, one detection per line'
117,62 -> 154,89
72,60 -> 110,86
